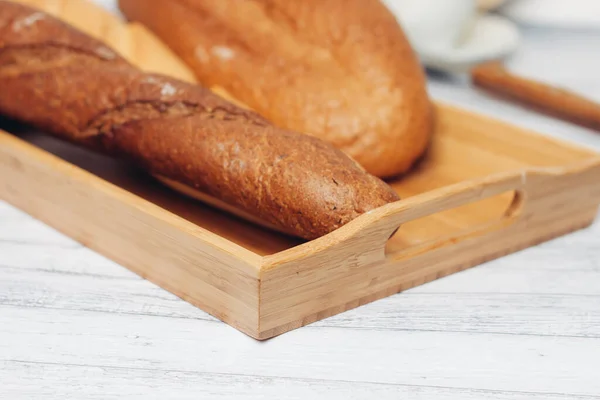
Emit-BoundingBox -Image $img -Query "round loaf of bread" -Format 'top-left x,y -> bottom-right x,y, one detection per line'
119,0 -> 434,178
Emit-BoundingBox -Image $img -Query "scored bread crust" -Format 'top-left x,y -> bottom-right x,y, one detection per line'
0,0 -> 400,240
13,0 -> 197,82
11,0 -> 250,109
119,0 -> 434,178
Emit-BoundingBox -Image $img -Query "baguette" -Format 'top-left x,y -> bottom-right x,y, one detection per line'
10,0 -> 250,110
0,1 -> 400,240
119,0 -> 434,178
12,0 -> 198,83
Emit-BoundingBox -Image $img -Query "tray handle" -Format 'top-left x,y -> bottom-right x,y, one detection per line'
263,171 -> 531,268
379,174 -> 524,240
327,171 -> 529,265
264,159 -> 600,269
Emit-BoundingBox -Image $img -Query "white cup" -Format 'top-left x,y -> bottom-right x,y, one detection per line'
382,0 -> 476,52
381,0 -> 520,72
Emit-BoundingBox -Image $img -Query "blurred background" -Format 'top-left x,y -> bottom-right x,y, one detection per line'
377,0 -> 600,147
93,0 -> 600,144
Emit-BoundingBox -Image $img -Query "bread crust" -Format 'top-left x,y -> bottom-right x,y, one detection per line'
119,0 -> 434,178
0,0 -> 400,240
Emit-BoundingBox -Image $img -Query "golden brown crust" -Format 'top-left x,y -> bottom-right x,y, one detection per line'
0,1 -> 400,240
118,0 -> 434,178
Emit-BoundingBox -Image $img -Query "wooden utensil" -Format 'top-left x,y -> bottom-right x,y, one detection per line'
472,61 -> 600,132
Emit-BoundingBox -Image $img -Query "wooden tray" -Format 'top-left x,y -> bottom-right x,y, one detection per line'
2,104 -> 600,339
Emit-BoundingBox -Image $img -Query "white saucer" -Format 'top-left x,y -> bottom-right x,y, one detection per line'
91,0 -> 120,15
499,0 -> 600,29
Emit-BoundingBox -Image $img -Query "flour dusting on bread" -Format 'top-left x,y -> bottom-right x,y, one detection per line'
12,11 -> 44,31
160,82 -> 177,96
96,46 -> 116,60
211,45 -> 235,61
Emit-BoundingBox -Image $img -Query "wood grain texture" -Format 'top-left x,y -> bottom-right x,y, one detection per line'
2,0 -> 600,340
2,306 -> 600,395
0,131 -> 263,336
3,101 -> 600,339
2,194 -> 599,398
2,266 -> 600,337
0,1 -> 600,339
4,360 -> 596,400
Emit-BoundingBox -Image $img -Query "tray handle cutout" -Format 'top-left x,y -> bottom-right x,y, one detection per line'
262,172 -> 534,272
317,172 -> 532,267
385,189 -> 523,258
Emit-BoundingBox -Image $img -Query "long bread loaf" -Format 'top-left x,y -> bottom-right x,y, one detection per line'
119,0 -> 434,178
12,0 -> 198,83
0,0 -> 400,240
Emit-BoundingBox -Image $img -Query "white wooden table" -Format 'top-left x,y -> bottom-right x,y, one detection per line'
2,24 -> 600,400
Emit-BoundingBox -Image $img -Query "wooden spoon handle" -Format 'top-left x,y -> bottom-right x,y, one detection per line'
471,61 -> 600,132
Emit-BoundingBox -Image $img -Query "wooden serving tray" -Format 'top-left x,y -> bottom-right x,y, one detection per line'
2,104 -> 600,339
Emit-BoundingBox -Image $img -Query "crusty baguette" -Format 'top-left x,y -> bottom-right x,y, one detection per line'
12,0 -> 249,110
14,0 -> 197,83
0,1 -> 400,240
119,0 -> 434,178
11,0 -> 251,108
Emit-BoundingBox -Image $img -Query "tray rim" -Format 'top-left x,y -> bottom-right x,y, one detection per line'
0,129 -> 263,275
262,158 -> 600,267
2,102 -> 600,270
264,101 -> 600,269
3,102 -> 600,339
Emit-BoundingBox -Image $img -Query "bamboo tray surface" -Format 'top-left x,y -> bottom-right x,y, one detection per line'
2,103 -> 600,339
5,0 -> 596,259
5,103 -> 597,257
2,0 -> 600,339
8,129 -> 302,256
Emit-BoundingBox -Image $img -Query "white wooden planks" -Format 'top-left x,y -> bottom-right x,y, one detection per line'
1,198 -> 600,398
